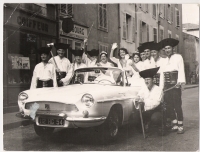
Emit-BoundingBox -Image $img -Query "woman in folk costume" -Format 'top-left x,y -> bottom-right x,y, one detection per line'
30,47 -> 57,89
161,38 -> 186,134
68,49 -> 87,83
48,43 -> 71,86
128,53 -> 146,87
97,51 -> 114,67
109,43 -> 135,78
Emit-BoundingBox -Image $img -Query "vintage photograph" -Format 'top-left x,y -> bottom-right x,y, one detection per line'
3,3 -> 199,151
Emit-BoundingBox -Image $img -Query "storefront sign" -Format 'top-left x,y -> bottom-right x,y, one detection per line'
17,16 -> 48,32
62,24 -> 88,39
4,9 -> 56,36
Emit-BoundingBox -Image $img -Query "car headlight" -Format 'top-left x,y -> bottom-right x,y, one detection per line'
18,92 -> 28,101
81,94 -> 94,108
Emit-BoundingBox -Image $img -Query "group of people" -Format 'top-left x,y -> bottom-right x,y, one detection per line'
30,37 -> 186,135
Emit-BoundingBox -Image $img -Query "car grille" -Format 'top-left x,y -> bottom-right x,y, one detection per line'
25,101 -> 78,112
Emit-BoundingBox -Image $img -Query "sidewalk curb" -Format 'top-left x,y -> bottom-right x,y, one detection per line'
3,119 -> 34,131
184,85 -> 199,90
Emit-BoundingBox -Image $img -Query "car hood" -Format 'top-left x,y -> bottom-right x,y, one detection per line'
24,84 -> 139,104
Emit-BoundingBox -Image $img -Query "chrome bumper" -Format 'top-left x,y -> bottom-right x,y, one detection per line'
66,116 -> 107,122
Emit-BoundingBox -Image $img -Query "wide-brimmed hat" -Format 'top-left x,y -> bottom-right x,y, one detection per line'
71,49 -> 84,56
150,42 -> 163,51
160,38 -> 179,48
138,41 -> 155,53
54,43 -> 70,50
39,47 -> 51,55
87,49 -> 99,57
139,67 -> 160,78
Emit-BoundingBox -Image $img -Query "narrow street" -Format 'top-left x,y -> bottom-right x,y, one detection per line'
3,87 -> 199,151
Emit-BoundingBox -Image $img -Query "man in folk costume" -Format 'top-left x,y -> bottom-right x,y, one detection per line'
69,49 -> 87,83
30,47 -> 57,89
161,38 -> 185,134
138,42 -> 155,70
149,42 -> 168,88
134,67 -> 166,135
49,43 -> 71,86
82,38 -> 99,67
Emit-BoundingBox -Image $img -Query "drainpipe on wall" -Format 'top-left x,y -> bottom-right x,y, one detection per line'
135,4 -> 137,51
118,4 -> 121,48
56,4 -> 60,43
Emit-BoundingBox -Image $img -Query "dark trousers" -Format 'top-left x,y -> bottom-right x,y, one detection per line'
132,106 -> 163,127
56,72 -> 66,87
164,85 -> 183,121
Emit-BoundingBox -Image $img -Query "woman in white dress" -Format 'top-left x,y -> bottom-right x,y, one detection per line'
109,43 -> 134,78
97,51 -> 114,67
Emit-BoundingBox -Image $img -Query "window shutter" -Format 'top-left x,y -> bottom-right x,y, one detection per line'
160,29 -> 164,40
103,4 -> 107,28
132,17 -> 135,42
146,4 -> 148,12
177,10 -> 180,26
147,24 -> 149,42
67,4 -> 73,16
122,12 -> 127,39
153,4 -> 156,18
153,28 -> 157,42
171,6 -> 173,23
61,4 -> 66,14
140,20 -> 142,44
99,5 -> 103,27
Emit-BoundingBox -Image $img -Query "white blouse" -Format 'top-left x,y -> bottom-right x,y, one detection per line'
30,62 -> 57,89
137,85 -> 163,111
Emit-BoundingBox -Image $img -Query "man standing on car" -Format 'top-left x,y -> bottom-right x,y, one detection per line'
134,67 -> 166,135
30,47 -> 57,89
49,43 -> 71,86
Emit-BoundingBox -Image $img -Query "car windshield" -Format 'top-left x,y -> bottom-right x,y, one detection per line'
70,67 -> 124,86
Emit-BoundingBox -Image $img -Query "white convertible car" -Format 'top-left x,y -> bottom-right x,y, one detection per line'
17,67 -> 142,140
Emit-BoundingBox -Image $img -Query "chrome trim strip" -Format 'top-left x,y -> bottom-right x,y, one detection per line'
66,116 -> 107,122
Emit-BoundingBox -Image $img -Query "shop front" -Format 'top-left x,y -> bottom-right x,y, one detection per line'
3,7 -> 57,113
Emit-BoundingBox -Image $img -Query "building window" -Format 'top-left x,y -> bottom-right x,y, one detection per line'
140,21 -> 149,44
152,4 -> 156,19
141,4 -> 148,12
175,8 -> 180,27
153,28 -> 157,42
98,42 -> 108,52
98,4 -> 108,31
122,13 -> 132,41
62,38 -> 73,62
168,30 -> 172,38
159,4 -> 165,18
20,4 -> 47,16
159,26 -> 164,40
60,4 -> 73,16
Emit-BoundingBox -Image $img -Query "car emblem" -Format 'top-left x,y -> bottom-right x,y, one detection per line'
45,104 -> 50,110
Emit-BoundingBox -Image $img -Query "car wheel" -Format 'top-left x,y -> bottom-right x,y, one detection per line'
102,108 -> 120,141
34,123 -> 54,137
